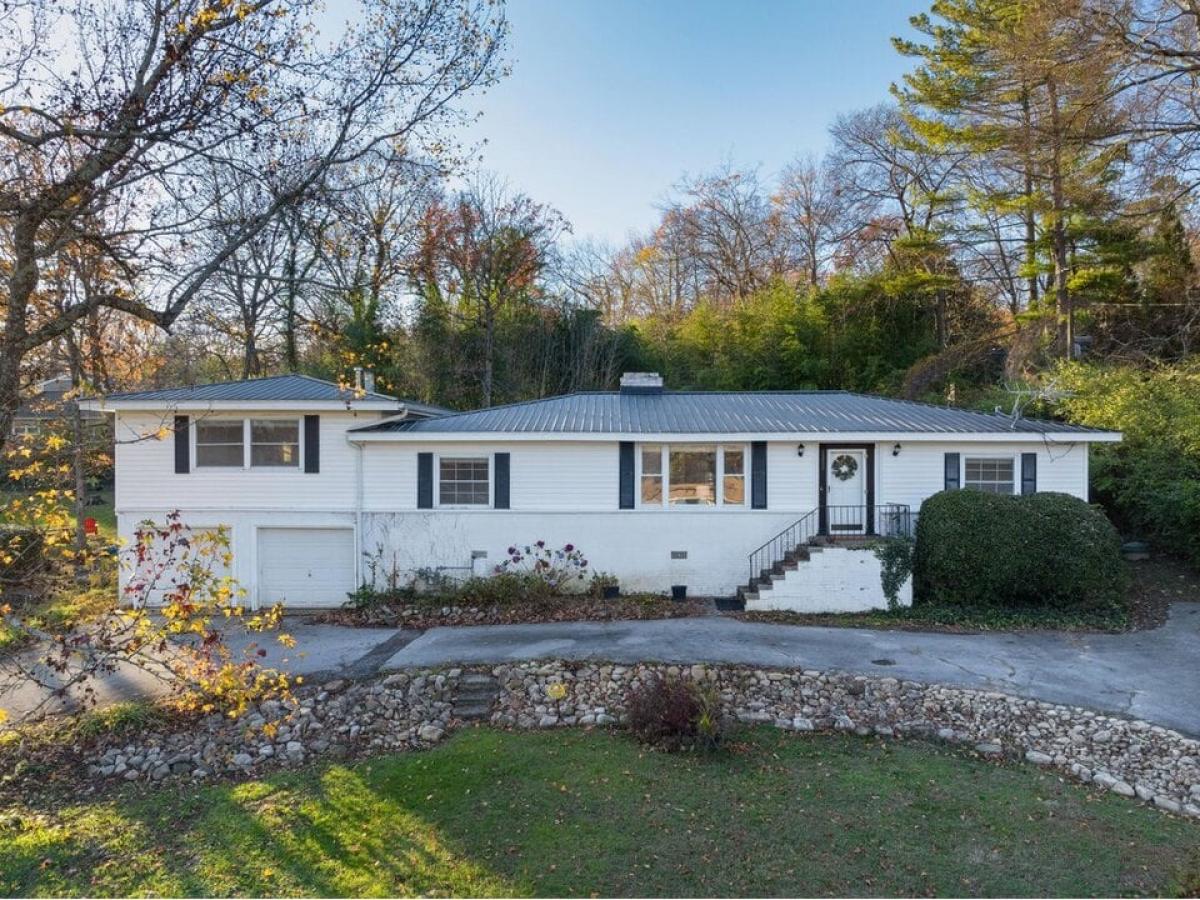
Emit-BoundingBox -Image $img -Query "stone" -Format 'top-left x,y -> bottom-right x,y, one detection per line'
418,724 -> 444,742
974,742 -> 1003,757
1025,750 -> 1053,766
1153,796 -> 1182,814
232,753 -> 253,768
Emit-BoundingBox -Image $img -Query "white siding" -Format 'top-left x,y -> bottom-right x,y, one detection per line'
114,410 -> 377,512
878,440 -> 1089,511
111,423 -> 1094,603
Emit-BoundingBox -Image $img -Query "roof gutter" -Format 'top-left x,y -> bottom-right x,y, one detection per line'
344,430 -> 1122,444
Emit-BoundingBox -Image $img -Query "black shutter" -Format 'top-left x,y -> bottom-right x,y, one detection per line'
751,441 -> 768,509
417,452 -> 433,509
303,415 -> 320,473
1021,452 -> 1037,495
944,452 -> 960,490
618,442 -> 635,509
174,415 -> 189,474
494,452 -> 510,509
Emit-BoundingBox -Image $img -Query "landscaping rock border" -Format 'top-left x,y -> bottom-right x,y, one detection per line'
66,662 -> 1200,819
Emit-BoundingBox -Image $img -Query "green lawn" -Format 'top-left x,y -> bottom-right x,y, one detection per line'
1,728 -> 1196,898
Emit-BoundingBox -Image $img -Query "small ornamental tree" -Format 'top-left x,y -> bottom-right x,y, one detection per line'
0,510 -> 294,726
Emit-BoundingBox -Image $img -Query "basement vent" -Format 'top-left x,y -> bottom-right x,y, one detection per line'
670,550 -> 688,560
471,550 -> 488,559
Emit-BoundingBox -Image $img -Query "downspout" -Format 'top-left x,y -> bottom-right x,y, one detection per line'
354,439 -> 364,590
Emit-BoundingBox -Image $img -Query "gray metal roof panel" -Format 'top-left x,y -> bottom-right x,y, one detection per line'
350,391 -> 1109,436
101,374 -> 401,404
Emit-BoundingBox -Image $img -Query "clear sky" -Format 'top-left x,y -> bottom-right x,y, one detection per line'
344,1 -> 926,244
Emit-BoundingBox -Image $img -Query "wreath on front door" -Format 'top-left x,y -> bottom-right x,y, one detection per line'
831,454 -> 859,481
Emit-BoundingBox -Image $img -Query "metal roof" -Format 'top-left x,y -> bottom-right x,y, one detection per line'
349,390 -> 1110,436
100,374 -> 402,405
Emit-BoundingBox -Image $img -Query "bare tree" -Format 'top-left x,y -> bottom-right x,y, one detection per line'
0,0 -> 508,448
775,154 -> 855,288
412,175 -> 567,406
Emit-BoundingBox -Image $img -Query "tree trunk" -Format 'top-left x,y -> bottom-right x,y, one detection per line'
482,302 -> 495,407
1021,89 -> 1039,312
1046,77 -> 1072,357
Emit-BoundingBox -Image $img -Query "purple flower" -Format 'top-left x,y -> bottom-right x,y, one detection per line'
507,546 -> 516,555
536,540 -> 545,548
564,543 -> 574,552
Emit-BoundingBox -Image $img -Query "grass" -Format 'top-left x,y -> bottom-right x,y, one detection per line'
1,727 -> 1196,897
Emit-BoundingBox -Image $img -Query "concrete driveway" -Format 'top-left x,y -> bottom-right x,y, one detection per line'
386,603 -> 1200,736
3,605 -> 1196,736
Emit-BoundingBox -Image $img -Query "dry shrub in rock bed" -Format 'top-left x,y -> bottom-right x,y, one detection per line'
5,663 -> 1200,822
320,593 -> 709,628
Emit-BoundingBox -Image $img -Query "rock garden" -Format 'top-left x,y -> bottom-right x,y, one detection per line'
4,661 -> 1198,821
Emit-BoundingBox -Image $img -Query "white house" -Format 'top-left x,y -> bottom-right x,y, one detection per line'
86,372 -> 1121,613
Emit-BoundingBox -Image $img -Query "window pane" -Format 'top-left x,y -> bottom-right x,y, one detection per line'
723,447 -> 744,476
195,419 -> 244,467
964,457 -> 1014,494
641,445 -> 662,475
251,420 -> 299,444
251,443 -> 299,466
196,444 -> 244,467
669,446 -> 717,506
249,419 -> 299,467
723,475 -> 745,505
196,420 -> 244,445
439,457 -> 489,506
641,475 -> 663,505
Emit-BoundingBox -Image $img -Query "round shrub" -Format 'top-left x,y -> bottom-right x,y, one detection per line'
913,490 -> 1128,613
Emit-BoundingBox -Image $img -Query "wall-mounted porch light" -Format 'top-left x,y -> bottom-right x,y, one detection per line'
797,444 -> 806,457
892,443 -> 902,457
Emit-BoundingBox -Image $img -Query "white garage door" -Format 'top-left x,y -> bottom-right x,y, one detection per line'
257,527 -> 355,608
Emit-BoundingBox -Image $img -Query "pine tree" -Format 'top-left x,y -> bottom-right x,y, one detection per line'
893,0 -> 1127,355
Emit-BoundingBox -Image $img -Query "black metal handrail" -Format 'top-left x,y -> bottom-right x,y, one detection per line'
747,503 -> 912,588
747,509 -> 820,589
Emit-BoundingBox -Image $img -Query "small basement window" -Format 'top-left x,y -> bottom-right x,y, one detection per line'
964,457 -> 1015,494
195,419 -> 245,467
439,457 -> 490,506
250,419 -> 300,467
640,444 -> 664,505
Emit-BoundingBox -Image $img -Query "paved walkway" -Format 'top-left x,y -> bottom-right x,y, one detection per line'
387,604 -> 1200,736
3,605 -> 1196,736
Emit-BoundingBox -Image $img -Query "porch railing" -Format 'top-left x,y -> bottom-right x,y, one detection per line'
747,503 -> 912,589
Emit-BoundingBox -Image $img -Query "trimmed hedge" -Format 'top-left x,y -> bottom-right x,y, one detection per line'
913,491 -> 1128,613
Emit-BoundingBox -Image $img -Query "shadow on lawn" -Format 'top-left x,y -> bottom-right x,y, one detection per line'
2,728 -> 1199,898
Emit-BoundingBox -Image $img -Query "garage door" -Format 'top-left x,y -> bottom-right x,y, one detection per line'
257,527 -> 355,608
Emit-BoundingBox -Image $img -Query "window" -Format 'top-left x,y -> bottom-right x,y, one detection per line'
439,457 -> 490,506
640,444 -> 663,505
723,447 -> 745,505
250,419 -> 299,467
669,445 -> 717,506
637,443 -> 746,508
964,457 -> 1015,494
195,419 -> 245,467
11,422 -> 39,438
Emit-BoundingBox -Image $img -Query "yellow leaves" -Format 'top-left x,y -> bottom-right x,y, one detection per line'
546,682 -> 568,701
0,708 -> 8,725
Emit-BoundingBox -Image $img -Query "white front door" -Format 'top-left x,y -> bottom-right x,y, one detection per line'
825,449 -> 867,534
257,527 -> 355,608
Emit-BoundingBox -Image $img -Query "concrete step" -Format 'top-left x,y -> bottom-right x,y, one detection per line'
453,701 -> 494,720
